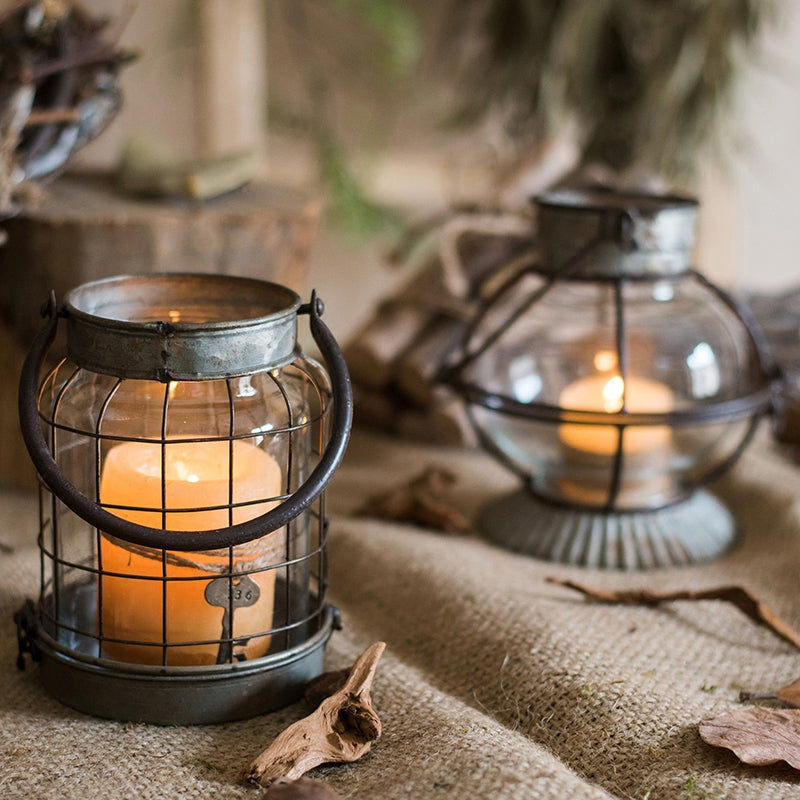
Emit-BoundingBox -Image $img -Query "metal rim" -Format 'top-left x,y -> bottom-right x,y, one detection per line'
533,188 -> 698,279
36,602 -> 336,678
534,188 -> 699,214
452,378 -> 774,427
64,273 -> 303,380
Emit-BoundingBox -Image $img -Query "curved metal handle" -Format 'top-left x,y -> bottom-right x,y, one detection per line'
19,291 -> 353,552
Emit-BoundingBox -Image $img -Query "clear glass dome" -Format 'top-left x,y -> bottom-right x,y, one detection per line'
458,269 -> 770,511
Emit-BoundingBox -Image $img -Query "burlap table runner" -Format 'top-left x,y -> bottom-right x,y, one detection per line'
2,424 -> 800,799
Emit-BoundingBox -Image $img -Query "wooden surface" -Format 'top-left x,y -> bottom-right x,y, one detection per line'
0,171 -> 320,489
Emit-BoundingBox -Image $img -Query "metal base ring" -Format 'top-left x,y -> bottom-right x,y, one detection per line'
33,603 -> 337,725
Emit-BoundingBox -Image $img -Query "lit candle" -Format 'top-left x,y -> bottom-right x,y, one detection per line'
557,354 -> 674,506
559,373 -> 673,455
99,438 -> 284,666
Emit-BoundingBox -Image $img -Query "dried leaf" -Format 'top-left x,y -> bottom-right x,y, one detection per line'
547,578 -> 800,651
776,677 -> 800,709
356,466 -> 476,535
699,707 -> 800,769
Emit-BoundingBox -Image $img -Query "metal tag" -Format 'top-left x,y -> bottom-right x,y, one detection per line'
204,575 -> 261,609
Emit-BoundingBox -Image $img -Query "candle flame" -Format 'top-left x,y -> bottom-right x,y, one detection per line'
601,375 -> 625,413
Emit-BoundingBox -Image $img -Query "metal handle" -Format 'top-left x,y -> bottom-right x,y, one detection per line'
19,291 -> 353,552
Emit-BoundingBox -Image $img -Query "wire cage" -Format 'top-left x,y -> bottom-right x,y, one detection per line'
16,274 -> 352,724
446,189 -> 774,569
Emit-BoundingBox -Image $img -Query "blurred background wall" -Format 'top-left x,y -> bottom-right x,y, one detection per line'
47,1 -> 800,338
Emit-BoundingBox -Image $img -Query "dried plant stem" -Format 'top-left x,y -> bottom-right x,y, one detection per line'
244,642 -> 386,786
547,578 -> 800,651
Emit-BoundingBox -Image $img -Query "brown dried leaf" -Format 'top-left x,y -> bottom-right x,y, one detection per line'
699,707 -> 800,769
775,676 -> 800,709
355,466 -> 476,535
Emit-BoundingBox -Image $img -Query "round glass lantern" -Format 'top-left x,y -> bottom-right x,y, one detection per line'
446,190 -> 773,569
16,273 -> 352,723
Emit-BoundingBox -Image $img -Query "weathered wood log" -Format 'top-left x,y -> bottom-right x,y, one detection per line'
343,253 -> 462,390
395,388 -> 477,448
428,388 -> 478,448
344,212 -> 534,448
0,171 -> 320,489
344,303 -> 432,390
352,384 -> 476,447
350,385 -> 405,432
0,170 -> 320,346
395,317 -> 469,407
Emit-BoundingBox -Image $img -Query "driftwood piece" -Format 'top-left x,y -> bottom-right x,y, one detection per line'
244,642 -> 386,786
303,668 -> 351,710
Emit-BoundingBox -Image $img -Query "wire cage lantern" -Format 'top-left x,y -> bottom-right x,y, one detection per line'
445,189 -> 773,570
16,273 -> 352,724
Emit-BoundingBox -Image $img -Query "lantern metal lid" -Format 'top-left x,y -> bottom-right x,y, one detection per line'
63,273 -> 303,380
445,189 -> 774,570
536,188 -> 698,278
16,273 -> 353,724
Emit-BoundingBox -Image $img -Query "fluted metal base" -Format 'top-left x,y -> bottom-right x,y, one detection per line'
478,489 -> 736,570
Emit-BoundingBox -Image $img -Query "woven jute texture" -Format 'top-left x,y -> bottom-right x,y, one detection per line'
2,424 -> 800,799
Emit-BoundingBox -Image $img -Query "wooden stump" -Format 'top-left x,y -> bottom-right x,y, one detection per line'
0,171 -> 321,490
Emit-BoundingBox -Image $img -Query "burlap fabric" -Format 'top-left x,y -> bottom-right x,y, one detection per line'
2,424 -> 800,799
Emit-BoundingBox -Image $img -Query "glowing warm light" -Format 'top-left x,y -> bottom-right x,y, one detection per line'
558,367 -> 674,505
593,349 -> 617,373
601,375 -> 624,413
99,438 -> 283,666
559,372 -> 673,456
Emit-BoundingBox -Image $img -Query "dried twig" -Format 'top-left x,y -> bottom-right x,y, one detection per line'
244,642 -> 386,786
355,467 -> 476,535
739,675 -> 800,709
547,578 -> 800,651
